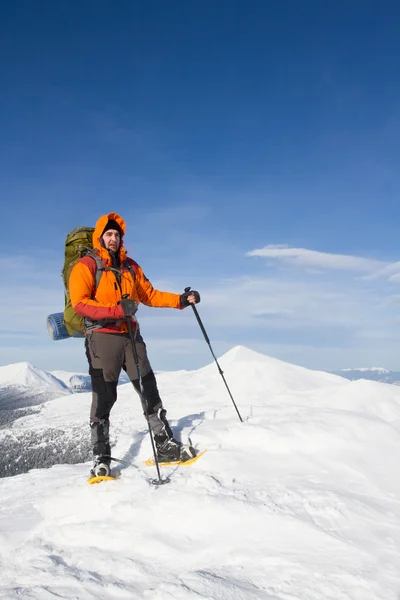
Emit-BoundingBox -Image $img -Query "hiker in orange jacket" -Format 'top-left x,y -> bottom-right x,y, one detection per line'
69,212 -> 200,477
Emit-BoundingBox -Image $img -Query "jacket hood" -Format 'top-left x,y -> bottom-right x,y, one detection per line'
93,212 -> 127,264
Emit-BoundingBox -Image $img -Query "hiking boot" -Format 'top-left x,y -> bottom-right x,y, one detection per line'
155,436 -> 181,462
90,455 -> 111,478
154,434 -> 196,463
179,443 -> 197,462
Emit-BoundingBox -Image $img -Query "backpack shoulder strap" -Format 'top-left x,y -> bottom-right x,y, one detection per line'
84,250 -> 107,290
79,252 -> 136,291
123,258 -> 137,282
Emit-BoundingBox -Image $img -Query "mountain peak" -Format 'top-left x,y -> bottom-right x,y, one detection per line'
220,345 -> 265,363
0,362 -> 68,391
196,344 -> 345,396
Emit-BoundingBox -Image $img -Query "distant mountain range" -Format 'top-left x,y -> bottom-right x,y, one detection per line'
331,367 -> 400,386
0,362 -> 129,430
0,362 -> 131,477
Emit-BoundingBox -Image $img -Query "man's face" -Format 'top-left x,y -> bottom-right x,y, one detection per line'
102,229 -> 121,252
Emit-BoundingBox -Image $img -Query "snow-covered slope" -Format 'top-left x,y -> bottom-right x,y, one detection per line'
0,362 -> 71,428
0,362 -> 68,392
0,363 -> 75,471
50,370 -> 93,392
0,346 -> 400,599
0,361 -> 130,428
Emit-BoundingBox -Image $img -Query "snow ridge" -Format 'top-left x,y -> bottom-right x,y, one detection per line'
0,362 -> 68,392
0,346 -> 399,599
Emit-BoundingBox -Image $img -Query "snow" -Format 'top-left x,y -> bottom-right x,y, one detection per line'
50,370 -> 129,391
50,369 -> 92,389
1,346 -> 400,599
0,362 -> 68,392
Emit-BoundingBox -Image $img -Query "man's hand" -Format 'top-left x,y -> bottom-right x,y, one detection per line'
180,290 -> 200,308
118,298 -> 138,317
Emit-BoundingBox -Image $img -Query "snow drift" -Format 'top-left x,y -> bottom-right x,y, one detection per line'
0,346 -> 400,599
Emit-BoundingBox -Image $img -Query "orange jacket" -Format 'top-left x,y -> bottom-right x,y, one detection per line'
69,212 -> 181,334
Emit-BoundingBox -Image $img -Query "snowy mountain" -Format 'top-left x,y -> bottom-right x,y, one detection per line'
0,362 -> 71,428
0,361 -> 130,425
332,366 -> 400,385
50,370 -> 93,392
0,361 -> 69,393
50,370 -> 130,391
0,346 -> 400,599
0,362 -> 131,476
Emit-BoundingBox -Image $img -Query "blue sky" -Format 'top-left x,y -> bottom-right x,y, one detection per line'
2,1 -> 400,373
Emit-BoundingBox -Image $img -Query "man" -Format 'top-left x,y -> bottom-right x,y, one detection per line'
69,212 -> 200,477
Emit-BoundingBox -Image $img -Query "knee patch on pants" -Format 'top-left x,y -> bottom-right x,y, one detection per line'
91,369 -> 107,394
91,381 -> 118,422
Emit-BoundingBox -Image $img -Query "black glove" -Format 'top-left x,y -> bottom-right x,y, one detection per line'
180,290 -> 200,308
118,298 -> 138,317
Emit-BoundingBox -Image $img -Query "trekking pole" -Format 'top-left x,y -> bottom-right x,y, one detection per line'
184,287 -> 243,422
121,297 -> 170,486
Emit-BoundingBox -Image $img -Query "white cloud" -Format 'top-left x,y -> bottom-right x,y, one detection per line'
196,276 -> 382,332
381,294 -> 400,308
247,245 -> 386,273
360,261 -> 400,282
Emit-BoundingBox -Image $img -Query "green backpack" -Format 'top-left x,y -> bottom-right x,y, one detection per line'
62,226 -> 137,337
62,227 -> 103,336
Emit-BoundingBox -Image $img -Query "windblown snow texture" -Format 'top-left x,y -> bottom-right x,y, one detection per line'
0,347 -> 400,599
